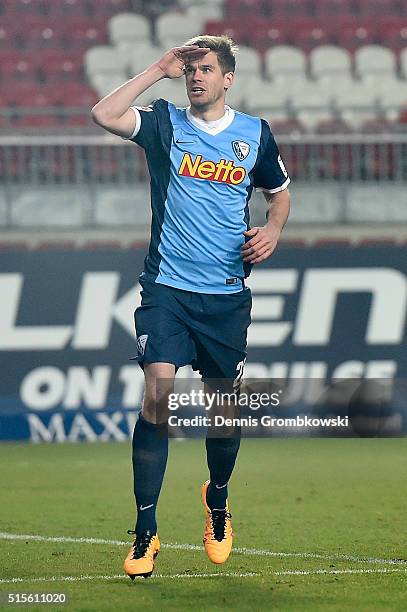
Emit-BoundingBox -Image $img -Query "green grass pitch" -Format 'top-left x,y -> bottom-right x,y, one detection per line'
1,438 -> 406,611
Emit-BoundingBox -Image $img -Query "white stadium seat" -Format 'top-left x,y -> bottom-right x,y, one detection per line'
289,84 -> 333,127
129,44 -> 166,77
377,82 -> 407,119
346,185 -> 407,222
11,189 -> 88,227
244,78 -> 289,117
354,45 -> 396,78
400,47 -> 407,79
186,4 -> 223,21
271,74 -> 309,97
265,46 -> 306,79
108,13 -> 151,48
316,74 -> 357,96
90,72 -> 129,97
95,187 -> 150,226
84,45 -> 129,77
234,46 -> 262,77
310,45 -> 351,78
334,84 -> 378,126
156,13 -> 202,48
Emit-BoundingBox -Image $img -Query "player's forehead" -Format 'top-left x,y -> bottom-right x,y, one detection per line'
185,50 -> 221,70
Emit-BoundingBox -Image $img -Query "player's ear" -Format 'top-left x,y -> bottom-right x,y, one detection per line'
224,71 -> 234,89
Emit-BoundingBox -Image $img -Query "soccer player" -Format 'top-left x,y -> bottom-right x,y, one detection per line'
91,35 -> 290,579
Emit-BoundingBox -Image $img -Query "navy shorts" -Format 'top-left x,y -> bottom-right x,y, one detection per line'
133,278 -> 252,382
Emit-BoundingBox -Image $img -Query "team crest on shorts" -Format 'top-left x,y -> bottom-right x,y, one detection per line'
232,140 -> 250,161
137,334 -> 148,356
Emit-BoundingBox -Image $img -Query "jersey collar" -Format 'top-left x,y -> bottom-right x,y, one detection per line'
185,105 -> 235,135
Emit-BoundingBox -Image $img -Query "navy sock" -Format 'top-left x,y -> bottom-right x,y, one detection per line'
132,414 -> 168,535
205,435 -> 241,510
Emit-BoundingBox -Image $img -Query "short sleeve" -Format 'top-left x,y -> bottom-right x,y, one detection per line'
127,99 -> 166,150
252,119 -> 290,193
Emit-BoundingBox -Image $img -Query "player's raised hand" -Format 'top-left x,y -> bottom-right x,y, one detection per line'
241,226 -> 281,265
154,46 -> 210,79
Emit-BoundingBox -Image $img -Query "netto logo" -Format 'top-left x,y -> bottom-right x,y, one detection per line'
178,153 -> 246,185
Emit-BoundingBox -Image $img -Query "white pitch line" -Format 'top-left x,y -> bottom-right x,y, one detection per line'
0,572 -> 257,584
1,532 -> 406,567
1,568 -> 407,585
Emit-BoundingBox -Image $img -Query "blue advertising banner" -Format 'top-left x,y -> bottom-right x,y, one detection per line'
0,245 -> 406,441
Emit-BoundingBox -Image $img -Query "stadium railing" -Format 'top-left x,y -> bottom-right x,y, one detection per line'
1,133 -> 406,228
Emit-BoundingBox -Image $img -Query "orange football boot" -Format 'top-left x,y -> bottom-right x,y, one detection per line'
201,480 -> 233,564
123,530 -> 160,580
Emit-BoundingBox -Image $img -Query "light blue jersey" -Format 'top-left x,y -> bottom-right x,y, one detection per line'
130,99 -> 290,294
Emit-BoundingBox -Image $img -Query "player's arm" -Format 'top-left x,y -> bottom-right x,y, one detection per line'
241,188 -> 290,264
91,46 -> 209,138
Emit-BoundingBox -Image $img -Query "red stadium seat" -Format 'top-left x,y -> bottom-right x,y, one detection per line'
38,50 -> 84,83
66,19 -> 108,49
310,0 -> 354,17
270,0 -> 312,18
357,0 -> 401,17
56,83 -> 98,107
1,0 -> 46,16
7,84 -> 62,107
224,0 -> 267,18
0,23 -> 23,49
380,21 -> 407,50
337,21 -> 377,51
294,22 -> 333,51
0,53 -> 40,84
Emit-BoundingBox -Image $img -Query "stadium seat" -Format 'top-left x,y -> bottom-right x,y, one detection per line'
264,45 -> 306,78
315,74 -> 357,97
156,12 -> 202,48
187,4 -> 223,21
67,19 -> 108,49
290,84 -> 334,129
309,45 -> 351,78
94,187 -> 150,226
129,44 -> 166,77
354,45 -> 397,78
224,0 -> 266,18
380,23 -> 407,51
378,82 -> 407,119
90,72 -> 129,97
0,53 -> 40,85
39,50 -> 84,84
11,188 -> 88,227
399,47 -> 407,79
269,117 -> 306,135
357,0 -> 401,17
108,12 -> 151,48
271,74 -> 309,98
335,84 -> 379,127
338,22 -> 377,52
85,45 -> 129,78
294,23 -> 333,52
245,78 -> 289,117
270,0 -> 313,17
311,0 -> 354,16
55,83 -> 99,107
0,23 -> 23,50
232,46 -> 262,76
346,185 -> 407,222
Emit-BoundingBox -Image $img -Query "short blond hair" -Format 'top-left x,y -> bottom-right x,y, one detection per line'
184,34 -> 238,74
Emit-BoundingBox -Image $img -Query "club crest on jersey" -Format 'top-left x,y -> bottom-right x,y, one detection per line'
178,153 -> 246,185
136,334 -> 148,356
232,140 -> 250,161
